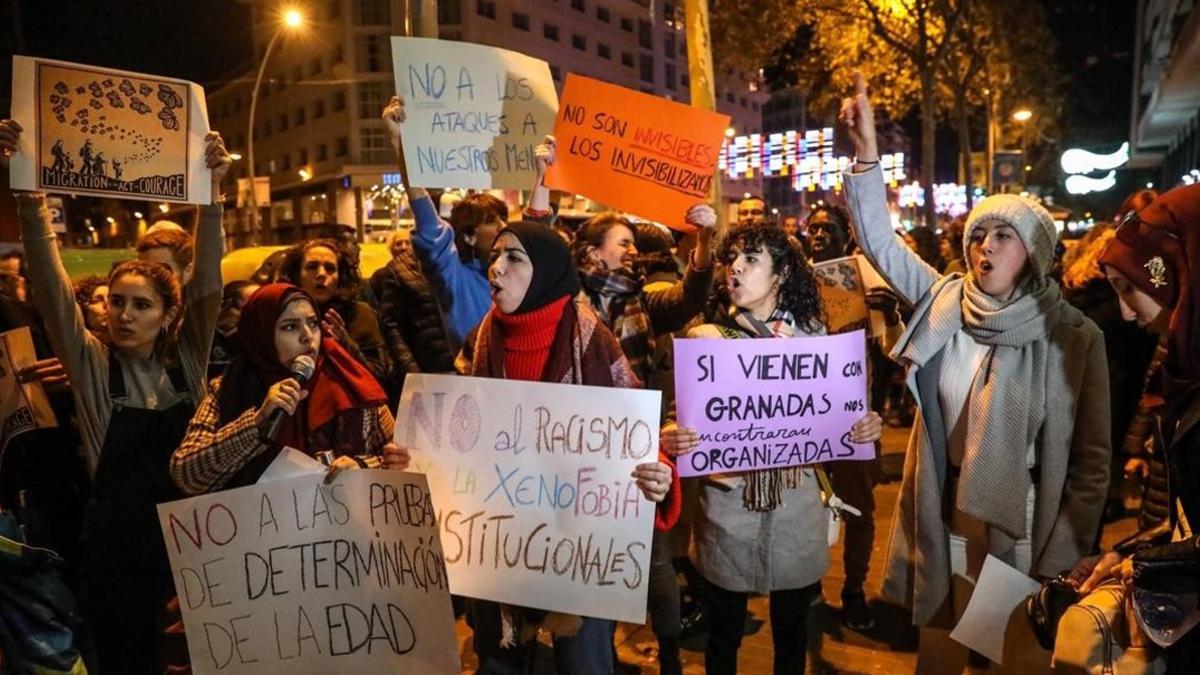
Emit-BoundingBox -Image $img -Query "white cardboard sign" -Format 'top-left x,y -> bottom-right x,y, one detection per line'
390,37 -> 558,189
156,471 -> 458,674
397,373 -> 661,624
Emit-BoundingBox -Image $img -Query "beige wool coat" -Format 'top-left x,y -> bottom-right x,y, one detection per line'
843,166 -> 1112,627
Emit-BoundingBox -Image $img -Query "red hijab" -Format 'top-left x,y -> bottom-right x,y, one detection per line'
1100,184 -> 1200,403
236,283 -> 387,452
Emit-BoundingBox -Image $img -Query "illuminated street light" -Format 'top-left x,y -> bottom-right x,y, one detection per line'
229,152 -> 242,161
298,168 -> 313,181
1012,109 -> 1033,123
247,8 -> 306,245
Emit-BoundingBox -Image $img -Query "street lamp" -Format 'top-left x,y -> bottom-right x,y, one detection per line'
1012,108 -> 1033,123
247,7 -> 305,245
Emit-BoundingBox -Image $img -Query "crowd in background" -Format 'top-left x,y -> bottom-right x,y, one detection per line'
0,73 -> 1197,675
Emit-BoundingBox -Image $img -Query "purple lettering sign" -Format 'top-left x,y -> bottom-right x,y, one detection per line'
673,331 -> 874,478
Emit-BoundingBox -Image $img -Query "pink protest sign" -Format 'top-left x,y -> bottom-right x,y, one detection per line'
673,331 -> 874,478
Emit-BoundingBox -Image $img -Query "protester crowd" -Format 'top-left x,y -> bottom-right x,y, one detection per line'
0,68 -> 1197,675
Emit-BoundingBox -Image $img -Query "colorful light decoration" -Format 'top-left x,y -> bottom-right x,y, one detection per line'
897,181 -> 970,217
718,128 -> 906,191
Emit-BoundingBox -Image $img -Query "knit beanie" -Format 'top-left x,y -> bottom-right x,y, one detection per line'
964,194 -> 1058,277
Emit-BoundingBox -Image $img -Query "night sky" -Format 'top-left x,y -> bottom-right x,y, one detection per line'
6,0 -> 253,93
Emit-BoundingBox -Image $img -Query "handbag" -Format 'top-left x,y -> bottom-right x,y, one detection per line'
1051,580 -> 1165,675
1027,574 -> 1080,650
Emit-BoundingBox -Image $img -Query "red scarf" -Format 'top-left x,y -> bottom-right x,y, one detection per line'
237,283 -> 387,453
490,295 -> 569,381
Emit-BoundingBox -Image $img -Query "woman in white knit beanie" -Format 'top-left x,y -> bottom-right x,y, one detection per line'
837,75 -> 1112,673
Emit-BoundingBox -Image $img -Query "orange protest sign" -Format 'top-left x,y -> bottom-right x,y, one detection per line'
544,74 -> 730,230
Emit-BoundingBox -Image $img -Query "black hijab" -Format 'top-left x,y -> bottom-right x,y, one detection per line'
501,221 -> 581,314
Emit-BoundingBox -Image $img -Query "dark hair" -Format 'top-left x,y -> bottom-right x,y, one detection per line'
572,212 -> 636,270
279,239 -> 360,302
635,223 -> 679,278
709,223 -> 824,332
942,220 -> 965,261
108,260 -> 184,357
136,228 -> 194,270
450,193 -> 508,263
907,226 -> 942,269
222,279 -> 259,305
806,204 -> 853,253
1115,189 -> 1159,223
73,274 -> 108,308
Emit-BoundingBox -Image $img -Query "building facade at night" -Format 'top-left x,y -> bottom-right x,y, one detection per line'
1130,0 -> 1200,188
204,0 -> 765,245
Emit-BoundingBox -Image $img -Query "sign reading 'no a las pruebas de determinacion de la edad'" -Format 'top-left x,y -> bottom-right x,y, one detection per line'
673,331 -> 875,478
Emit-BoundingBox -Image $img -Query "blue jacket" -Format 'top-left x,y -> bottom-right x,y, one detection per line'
410,194 -> 491,348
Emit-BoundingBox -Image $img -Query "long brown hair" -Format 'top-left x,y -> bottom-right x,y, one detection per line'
108,260 -> 183,359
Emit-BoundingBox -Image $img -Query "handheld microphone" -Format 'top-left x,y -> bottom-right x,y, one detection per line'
262,354 -> 316,444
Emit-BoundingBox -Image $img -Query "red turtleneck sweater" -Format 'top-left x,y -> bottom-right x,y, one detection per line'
491,296 -> 570,381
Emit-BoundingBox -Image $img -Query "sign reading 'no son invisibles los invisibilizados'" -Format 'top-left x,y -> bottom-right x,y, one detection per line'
391,37 -> 559,190
397,374 -> 662,624
673,331 -> 875,478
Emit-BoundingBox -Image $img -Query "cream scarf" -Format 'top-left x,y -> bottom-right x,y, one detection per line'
891,273 -> 1065,542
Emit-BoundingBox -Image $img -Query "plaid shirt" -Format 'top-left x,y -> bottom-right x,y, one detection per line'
171,377 -> 394,495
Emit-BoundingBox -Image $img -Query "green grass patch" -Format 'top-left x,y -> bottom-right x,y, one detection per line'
57,248 -> 136,280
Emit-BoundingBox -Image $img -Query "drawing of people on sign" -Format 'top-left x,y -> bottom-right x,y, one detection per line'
37,60 -> 188,194
26,60 -> 196,200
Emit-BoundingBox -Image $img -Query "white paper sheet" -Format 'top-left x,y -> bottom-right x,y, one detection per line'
949,554 -> 1041,664
255,447 -> 325,484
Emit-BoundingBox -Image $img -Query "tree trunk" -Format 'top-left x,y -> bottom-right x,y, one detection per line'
956,92 -> 974,211
920,70 -> 937,227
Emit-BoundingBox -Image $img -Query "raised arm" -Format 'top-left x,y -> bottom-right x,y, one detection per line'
838,75 -> 939,306
643,204 -> 715,334
178,133 -> 232,384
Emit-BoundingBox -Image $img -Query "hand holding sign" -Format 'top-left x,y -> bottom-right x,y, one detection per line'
684,203 -> 717,230
203,131 -> 232,205
382,95 -> 406,152
18,357 -> 68,392
631,461 -> 673,503
659,422 -> 700,457
0,119 -> 22,171
534,135 -> 556,180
